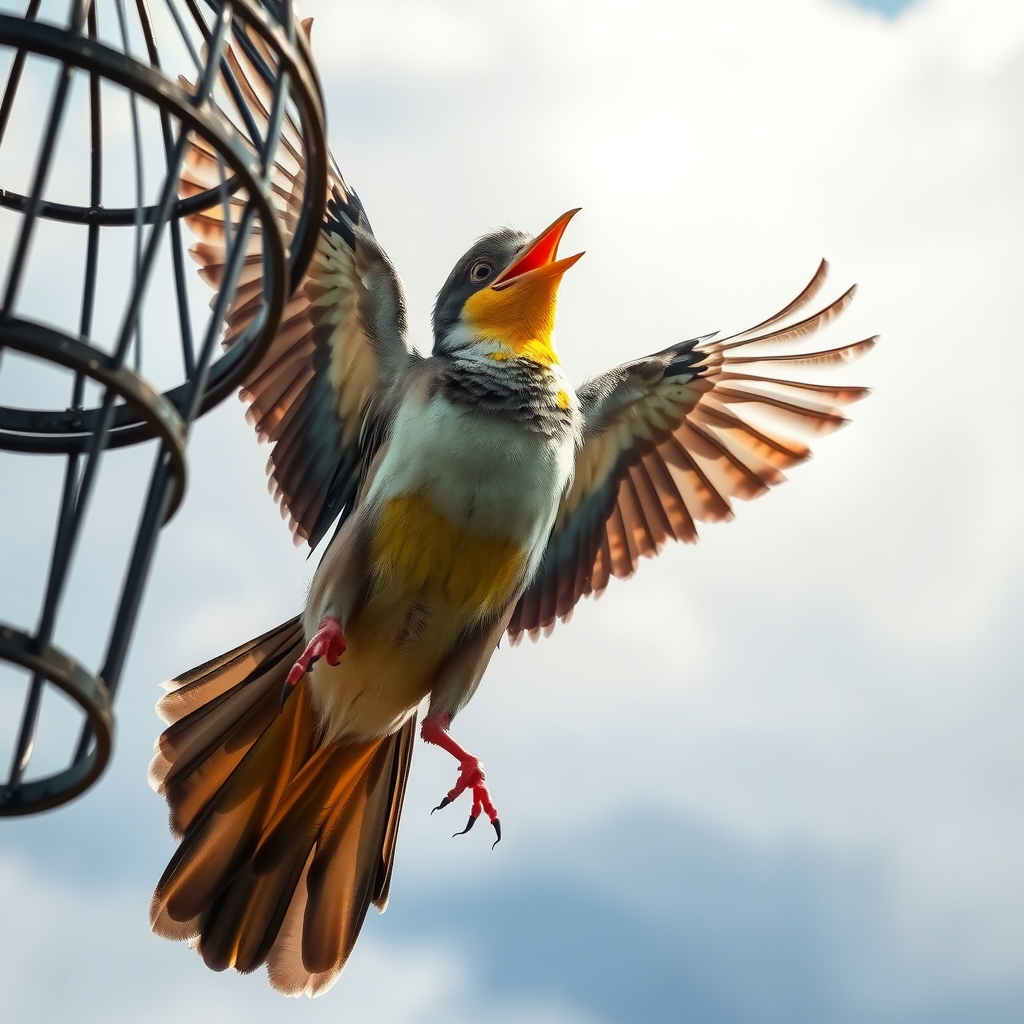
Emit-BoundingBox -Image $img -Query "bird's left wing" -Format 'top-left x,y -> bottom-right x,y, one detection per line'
508,260 -> 874,641
180,27 -> 416,549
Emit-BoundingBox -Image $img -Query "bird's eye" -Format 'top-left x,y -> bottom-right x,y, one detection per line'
470,260 -> 493,283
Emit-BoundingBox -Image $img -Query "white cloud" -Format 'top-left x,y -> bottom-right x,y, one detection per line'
0,850 -> 596,1024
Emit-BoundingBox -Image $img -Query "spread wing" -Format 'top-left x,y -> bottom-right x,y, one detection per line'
508,260 -> 874,641
180,26 -> 416,548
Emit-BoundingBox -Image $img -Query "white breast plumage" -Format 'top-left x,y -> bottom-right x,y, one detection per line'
367,391 -> 575,564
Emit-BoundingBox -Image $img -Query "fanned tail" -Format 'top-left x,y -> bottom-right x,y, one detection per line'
149,617 -> 415,997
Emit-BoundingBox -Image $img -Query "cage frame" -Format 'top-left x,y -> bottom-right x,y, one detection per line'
0,0 -> 326,815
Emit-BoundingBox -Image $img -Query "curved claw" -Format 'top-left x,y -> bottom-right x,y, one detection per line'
421,716 -> 502,847
280,678 -> 297,709
453,814 -> 477,837
281,618 -> 346,711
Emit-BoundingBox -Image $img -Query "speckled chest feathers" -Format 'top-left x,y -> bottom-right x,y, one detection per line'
434,352 -> 578,438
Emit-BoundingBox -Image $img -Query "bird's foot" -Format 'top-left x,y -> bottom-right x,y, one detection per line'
281,616 -> 346,708
422,714 -> 501,848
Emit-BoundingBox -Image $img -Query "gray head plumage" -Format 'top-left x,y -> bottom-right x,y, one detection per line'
431,228 -> 530,351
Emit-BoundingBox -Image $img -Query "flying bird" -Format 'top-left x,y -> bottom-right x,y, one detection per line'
149,27 -> 874,997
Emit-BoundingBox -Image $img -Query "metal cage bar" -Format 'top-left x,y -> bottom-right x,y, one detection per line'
0,0 -> 326,814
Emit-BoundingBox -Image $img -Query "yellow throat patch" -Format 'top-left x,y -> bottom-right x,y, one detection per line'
462,277 -> 562,366
371,492 -> 527,615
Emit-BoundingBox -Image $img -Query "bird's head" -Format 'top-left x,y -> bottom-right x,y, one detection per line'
432,209 -> 583,366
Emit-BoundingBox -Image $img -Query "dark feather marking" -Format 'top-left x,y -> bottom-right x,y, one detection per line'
696,401 -> 808,464
685,417 -> 769,498
630,458 -> 673,548
665,433 -> 732,521
644,449 -> 696,543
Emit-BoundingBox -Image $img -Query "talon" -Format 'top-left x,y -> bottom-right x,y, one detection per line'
280,678 -> 296,709
282,617 -> 346,712
421,713 -> 501,846
453,814 -> 477,837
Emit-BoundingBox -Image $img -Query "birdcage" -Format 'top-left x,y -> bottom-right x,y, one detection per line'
0,0 -> 326,814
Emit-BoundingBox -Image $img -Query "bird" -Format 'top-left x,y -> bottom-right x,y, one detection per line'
149,25 -> 874,998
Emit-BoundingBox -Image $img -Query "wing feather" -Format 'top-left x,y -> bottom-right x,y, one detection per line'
606,500 -> 635,578
663,433 -> 733,521
181,36 -> 415,549
593,529 -> 613,595
719,285 -> 857,351
644,449 -> 697,543
723,336 -> 876,368
724,257 -> 830,338
510,262 -> 872,640
631,459 -> 674,548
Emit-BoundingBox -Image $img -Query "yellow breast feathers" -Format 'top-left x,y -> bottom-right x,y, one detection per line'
371,493 -> 527,615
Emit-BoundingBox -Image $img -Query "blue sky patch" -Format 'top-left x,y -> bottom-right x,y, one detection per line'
841,0 -> 920,18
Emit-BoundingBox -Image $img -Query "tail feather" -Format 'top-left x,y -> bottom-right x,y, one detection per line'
372,717 -> 415,911
149,618 -> 416,997
156,617 -> 304,725
266,850 -> 326,994
153,671 -> 317,928
151,616 -> 305,837
199,843 -> 310,974
303,739 -> 398,975
252,740 -> 379,875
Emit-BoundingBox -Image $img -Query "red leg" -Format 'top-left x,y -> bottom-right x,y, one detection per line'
421,712 -> 501,848
280,616 -> 346,709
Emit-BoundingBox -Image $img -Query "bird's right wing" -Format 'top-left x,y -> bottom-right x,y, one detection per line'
180,27 -> 416,549
509,260 -> 874,641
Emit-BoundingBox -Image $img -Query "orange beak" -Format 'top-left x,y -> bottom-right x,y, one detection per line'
462,208 -> 583,363
490,208 -> 585,291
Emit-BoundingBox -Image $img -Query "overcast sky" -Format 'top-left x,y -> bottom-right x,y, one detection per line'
1,0 -> 1022,1021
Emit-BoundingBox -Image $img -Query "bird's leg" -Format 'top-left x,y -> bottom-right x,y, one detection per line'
422,712 -> 501,848
281,616 -> 346,708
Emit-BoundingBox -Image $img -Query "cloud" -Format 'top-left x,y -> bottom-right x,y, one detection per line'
6,803 -> 1015,1024
0,849 -> 593,1024
394,808 -> 1023,1024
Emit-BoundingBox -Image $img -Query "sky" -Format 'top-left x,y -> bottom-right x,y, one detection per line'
0,0 -> 1022,1021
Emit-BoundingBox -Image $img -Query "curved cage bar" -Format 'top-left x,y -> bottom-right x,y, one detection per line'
0,0 -> 327,815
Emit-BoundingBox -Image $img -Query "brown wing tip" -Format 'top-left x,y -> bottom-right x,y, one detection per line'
149,891 -> 200,941
154,689 -> 178,723
267,965 -> 341,999
147,746 -> 170,792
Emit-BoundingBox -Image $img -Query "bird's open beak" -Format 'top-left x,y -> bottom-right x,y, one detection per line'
463,209 -> 583,361
490,208 -> 585,292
